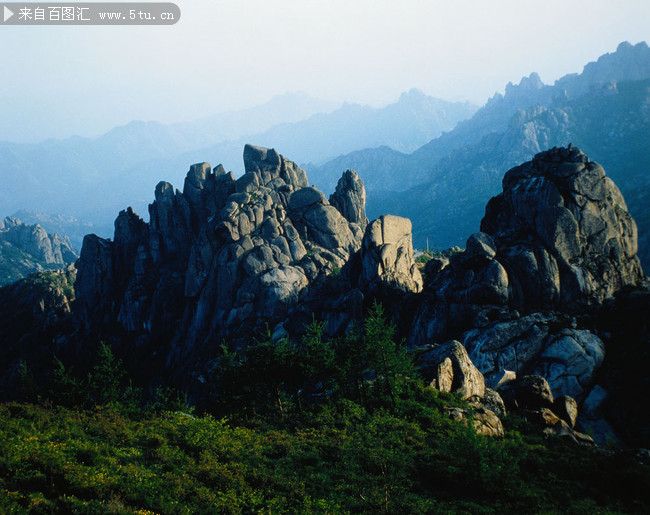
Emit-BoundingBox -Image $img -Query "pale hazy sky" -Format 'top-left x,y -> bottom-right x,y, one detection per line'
2,0 -> 649,142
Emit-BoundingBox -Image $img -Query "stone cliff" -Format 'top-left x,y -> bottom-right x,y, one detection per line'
52,144 -> 650,444
0,216 -> 77,265
75,145 -> 422,372
481,145 -> 642,311
405,146 -> 645,442
0,217 -> 78,286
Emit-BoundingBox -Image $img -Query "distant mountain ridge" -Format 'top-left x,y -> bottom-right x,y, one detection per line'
0,216 -> 78,285
0,91 -> 475,239
170,91 -> 342,149
261,89 -> 476,162
0,92 -> 340,217
306,41 -> 650,265
10,210 -> 102,251
380,78 -> 650,254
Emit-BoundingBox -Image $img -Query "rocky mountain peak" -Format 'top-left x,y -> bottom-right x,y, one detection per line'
506,72 -> 545,94
397,88 -> 428,104
555,41 -> 650,98
75,146 -> 382,359
481,145 -> 643,311
329,169 -> 368,231
242,143 -> 308,191
360,215 -> 423,294
475,72 -> 557,132
591,40 -> 650,78
409,145 -> 642,329
0,216 -> 78,285
406,146 -> 644,414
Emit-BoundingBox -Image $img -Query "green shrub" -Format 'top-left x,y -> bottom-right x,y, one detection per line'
3,302 -> 650,512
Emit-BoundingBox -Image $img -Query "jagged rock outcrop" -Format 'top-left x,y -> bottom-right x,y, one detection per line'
359,215 -> 423,294
554,395 -> 579,428
75,145 -> 368,364
0,217 -> 79,286
418,339 -> 505,437
514,375 -> 555,410
521,407 -> 594,445
69,143 -> 647,446
329,170 -> 368,231
75,234 -> 115,327
288,186 -> 358,259
490,374 -> 592,444
416,340 -> 590,441
462,313 -> 605,400
408,147 -> 643,406
444,406 -> 504,438
0,216 -> 77,266
407,231 -> 513,346
481,145 -> 642,311
417,340 -> 485,400
482,387 -> 507,419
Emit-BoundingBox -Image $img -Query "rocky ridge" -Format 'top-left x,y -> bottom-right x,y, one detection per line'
9,143 -> 647,446
404,146 -> 645,442
75,145 -> 422,371
0,217 -> 78,286
481,145 -> 641,311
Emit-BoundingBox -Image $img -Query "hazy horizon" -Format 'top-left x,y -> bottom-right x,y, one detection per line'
2,0 -> 650,143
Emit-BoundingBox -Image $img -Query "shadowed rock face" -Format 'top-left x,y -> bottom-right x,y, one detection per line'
75,145 -> 367,359
330,170 -> 368,231
410,147 -> 643,342
462,313 -> 605,400
74,143 -> 427,384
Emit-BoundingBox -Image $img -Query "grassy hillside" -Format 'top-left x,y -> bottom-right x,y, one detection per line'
2,309 -> 649,513
2,396 -> 650,513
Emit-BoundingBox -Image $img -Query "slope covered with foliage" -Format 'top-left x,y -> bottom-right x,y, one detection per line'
2,306 -> 650,513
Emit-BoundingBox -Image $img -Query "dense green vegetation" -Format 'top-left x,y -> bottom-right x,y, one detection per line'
2,304 -> 650,513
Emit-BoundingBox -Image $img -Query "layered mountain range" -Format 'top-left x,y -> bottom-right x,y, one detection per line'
0,91 -> 474,235
2,42 -> 647,276
306,41 -> 650,266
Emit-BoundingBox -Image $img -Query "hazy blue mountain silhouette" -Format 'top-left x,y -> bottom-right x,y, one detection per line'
306,42 -> 650,265
0,91 -> 475,241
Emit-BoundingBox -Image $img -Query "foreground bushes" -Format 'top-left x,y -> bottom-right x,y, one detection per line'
3,304 -> 650,512
2,395 -> 650,513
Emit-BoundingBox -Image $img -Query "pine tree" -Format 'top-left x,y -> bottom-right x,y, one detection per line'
361,301 -> 413,410
89,342 -> 125,405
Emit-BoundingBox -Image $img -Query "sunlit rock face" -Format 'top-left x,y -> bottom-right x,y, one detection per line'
407,146 -> 643,404
75,145 -> 366,356
480,145 -> 642,312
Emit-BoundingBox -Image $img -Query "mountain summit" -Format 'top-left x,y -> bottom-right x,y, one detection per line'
0,217 -> 77,285
1,144 -> 648,451
75,146 -> 382,359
